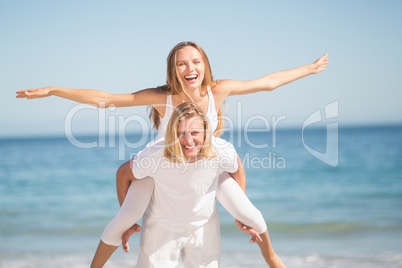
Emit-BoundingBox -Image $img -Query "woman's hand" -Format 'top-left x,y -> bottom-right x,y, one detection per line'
16,86 -> 163,108
312,53 -> 329,74
16,87 -> 54,99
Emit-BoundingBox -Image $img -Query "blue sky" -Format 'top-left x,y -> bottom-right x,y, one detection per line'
2,0 -> 401,137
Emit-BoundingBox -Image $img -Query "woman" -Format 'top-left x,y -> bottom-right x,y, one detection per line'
17,41 -> 328,266
16,40 -> 328,204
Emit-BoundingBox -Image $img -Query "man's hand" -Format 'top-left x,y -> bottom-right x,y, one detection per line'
235,219 -> 262,243
122,224 -> 142,252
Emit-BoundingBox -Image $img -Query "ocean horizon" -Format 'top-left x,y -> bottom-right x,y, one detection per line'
1,125 -> 401,267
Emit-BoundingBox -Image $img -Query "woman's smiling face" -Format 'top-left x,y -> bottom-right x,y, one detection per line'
176,46 -> 205,91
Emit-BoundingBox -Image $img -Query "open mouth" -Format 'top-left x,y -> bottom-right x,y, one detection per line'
184,144 -> 196,149
184,74 -> 198,82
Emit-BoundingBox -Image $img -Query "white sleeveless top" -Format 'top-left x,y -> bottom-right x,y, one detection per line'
154,87 -> 218,140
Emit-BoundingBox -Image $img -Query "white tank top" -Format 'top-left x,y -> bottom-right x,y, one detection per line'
154,86 -> 218,140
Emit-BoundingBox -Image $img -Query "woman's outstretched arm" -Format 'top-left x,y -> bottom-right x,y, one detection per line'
16,87 -> 165,108
213,53 -> 328,101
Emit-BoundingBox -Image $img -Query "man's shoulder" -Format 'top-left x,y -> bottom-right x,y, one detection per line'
210,137 -> 238,172
132,139 -> 166,178
211,137 -> 235,149
136,138 -> 165,159
211,137 -> 236,156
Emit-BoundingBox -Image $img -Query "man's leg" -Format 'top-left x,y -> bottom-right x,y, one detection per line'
90,241 -> 118,268
257,231 -> 286,268
181,212 -> 221,268
90,178 -> 154,267
216,172 -> 285,268
137,216 -> 184,268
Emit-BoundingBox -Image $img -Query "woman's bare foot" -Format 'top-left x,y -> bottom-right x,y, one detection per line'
235,219 -> 262,243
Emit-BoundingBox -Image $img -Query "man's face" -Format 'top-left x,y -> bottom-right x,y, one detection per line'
177,116 -> 205,162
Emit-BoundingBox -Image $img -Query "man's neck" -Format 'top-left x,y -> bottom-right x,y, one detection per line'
185,154 -> 203,163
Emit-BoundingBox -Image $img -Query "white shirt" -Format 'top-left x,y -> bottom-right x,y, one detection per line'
132,137 -> 238,233
154,86 -> 218,140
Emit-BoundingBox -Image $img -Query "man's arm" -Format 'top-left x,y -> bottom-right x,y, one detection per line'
116,160 -> 138,206
229,154 -> 246,193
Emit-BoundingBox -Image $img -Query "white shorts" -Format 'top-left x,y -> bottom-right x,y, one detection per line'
101,173 -> 266,248
136,212 -> 221,268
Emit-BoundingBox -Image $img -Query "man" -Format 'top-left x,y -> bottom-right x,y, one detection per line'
91,102 -> 283,267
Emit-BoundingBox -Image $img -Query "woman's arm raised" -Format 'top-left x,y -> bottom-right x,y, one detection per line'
16,86 -> 165,108
213,53 -> 328,100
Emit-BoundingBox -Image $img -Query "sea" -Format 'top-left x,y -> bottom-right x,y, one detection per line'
0,125 -> 401,268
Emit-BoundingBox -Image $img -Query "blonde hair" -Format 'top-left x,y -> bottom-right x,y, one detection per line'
149,41 -> 224,136
164,102 -> 216,163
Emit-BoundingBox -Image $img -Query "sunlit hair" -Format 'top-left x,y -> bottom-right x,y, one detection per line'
149,41 -> 224,136
164,102 -> 216,163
